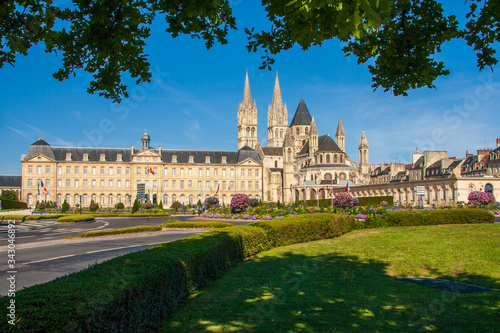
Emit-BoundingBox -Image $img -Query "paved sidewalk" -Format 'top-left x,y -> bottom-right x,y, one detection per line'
0,209 -> 32,216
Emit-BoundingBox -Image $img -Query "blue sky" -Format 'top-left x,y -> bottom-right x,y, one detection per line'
1,1 -> 499,175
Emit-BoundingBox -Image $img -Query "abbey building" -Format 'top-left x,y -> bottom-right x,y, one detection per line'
19,72 -> 499,208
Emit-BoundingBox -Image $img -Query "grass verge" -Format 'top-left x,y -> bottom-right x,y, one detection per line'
58,214 -> 95,222
163,224 -> 500,333
79,225 -> 162,237
161,221 -> 235,229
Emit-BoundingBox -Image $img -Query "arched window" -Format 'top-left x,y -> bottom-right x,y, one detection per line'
100,194 -> 105,206
108,194 -> 113,205
287,149 -> 292,161
222,195 -> 227,205
296,128 -> 300,135
153,194 -> 157,203
163,195 -> 168,206
320,155 -> 323,163
197,195 -> 202,204
334,155 -> 338,163
280,129 -> 283,138
305,127 -> 309,135
83,194 -> 88,206
172,195 -> 177,203
326,155 -> 330,163
74,194 -> 79,206
126,195 -> 131,206
117,194 -> 122,203
180,195 -> 185,204
246,127 -> 250,137
189,195 -> 193,205
340,155 -> 343,163
485,183 -> 493,193
92,194 -> 96,203
275,129 -> 278,139
251,128 -> 255,137
28,194 -> 33,206
275,161 -> 278,168
66,194 -> 71,205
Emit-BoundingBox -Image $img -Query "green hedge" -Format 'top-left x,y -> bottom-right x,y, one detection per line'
0,210 -> 493,332
0,198 -> 27,210
357,195 -> 393,206
250,214 -> 361,248
161,221 -> 235,229
58,214 -> 96,223
25,214 -> 64,221
364,208 -> 494,228
80,226 -> 162,238
91,212 -> 171,218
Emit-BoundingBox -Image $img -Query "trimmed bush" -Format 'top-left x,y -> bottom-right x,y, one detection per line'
25,214 -> 64,221
468,191 -> 496,206
230,193 -> 250,212
0,198 -> 27,209
161,221 -> 235,229
250,213 -> 361,248
58,214 -> 95,223
357,195 -> 394,206
364,208 -> 494,228
80,226 -> 161,237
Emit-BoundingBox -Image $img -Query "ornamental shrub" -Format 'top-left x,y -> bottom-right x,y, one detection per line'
204,196 -> 219,209
250,198 -> 259,208
158,201 -> 163,210
115,202 -> 124,209
61,199 -> 69,213
144,202 -> 154,210
171,201 -> 183,211
131,199 -> 140,213
468,191 -> 496,206
89,201 -> 99,212
332,192 -> 355,208
230,193 -> 250,212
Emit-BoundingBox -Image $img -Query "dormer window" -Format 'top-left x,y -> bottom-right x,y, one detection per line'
205,156 -> 210,164
117,154 -> 122,162
66,153 -> 72,161
100,154 -> 106,161
153,157 -> 157,162
189,156 -> 194,163
137,157 -> 141,161
222,156 -> 227,164
172,155 -> 177,163
83,153 -> 89,161
146,157 -> 149,161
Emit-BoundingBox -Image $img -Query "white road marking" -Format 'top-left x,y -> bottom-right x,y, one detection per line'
25,254 -> 76,265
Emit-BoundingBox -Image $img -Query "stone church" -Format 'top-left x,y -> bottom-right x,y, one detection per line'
238,71 -> 371,203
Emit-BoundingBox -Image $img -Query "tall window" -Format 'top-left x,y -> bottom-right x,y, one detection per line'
28,194 -> 33,206
108,195 -> 113,205
92,167 -> 96,175
28,165 -> 33,174
126,180 -> 130,188
180,180 -> 184,189
83,166 -> 88,175
75,180 -> 79,188
126,167 -> 130,175
58,166 -> 62,175
83,195 -> 88,205
46,166 -> 50,174
66,179 -> 70,187
109,167 -> 113,175
57,194 -> 62,205
100,167 -> 105,175
66,166 -> 71,174
100,195 -> 105,205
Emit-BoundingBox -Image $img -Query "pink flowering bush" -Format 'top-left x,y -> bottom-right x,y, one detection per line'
468,191 -> 495,206
333,192 -> 355,208
230,193 -> 250,212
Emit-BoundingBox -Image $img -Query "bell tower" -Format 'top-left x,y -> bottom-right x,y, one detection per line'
237,70 -> 258,149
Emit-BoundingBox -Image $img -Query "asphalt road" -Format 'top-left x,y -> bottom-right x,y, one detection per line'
0,230 -> 206,295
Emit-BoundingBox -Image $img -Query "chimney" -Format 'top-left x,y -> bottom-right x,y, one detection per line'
159,145 -> 162,156
131,145 -> 134,155
497,137 -> 500,148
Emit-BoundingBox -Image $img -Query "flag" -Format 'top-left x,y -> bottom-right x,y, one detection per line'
41,180 -> 47,195
149,167 -> 154,175
37,181 -> 40,195
215,183 -> 220,194
328,186 -> 333,196
345,181 -> 349,192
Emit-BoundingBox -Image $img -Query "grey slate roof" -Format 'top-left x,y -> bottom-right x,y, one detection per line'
0,175 -> 22,188
318,135 -> 342,152
410,156 -> 424,170
24,140 -> 261,165
290,99 -> 312,126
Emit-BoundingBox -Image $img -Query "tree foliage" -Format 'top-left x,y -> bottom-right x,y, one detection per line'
1,1 -> 499,100
0,190 -> 18,201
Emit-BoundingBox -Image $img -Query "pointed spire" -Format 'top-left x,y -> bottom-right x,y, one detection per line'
335,118 -> 345,137
283,128 -> 294,147
310,117 -> 318,135
242,69 -> 252,105
271,71 -> 283,109
415,146 -> 419,153
359,129 -> 369,149
290,98 -> 312,126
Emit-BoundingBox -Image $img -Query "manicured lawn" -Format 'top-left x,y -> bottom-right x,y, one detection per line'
162,224 -> 500,332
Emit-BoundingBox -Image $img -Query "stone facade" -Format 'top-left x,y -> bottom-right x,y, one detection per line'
18,72 -> 500,207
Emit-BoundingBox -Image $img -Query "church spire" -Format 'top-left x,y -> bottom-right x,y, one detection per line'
242,69 -> 252,105
335,117 -> 345,151
271,71 -> 283,109
359,129 -> 369,149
